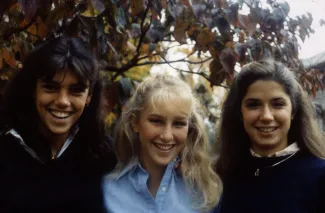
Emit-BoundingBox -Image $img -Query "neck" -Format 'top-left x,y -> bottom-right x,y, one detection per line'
140,155 -> 166,198
251,142 -> 288,157
38,125 -> 68,155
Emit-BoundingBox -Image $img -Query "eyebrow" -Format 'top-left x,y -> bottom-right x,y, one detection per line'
243,97 -> 287,102
41,80 -> 88,88
243,98 -> 259,103
148,113 -> 189,119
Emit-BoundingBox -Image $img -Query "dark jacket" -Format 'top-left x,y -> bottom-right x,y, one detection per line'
219,150 -> 325,213
0,129 -> 117,213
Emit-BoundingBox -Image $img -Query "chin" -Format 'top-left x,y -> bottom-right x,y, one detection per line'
154,158 -> 173,167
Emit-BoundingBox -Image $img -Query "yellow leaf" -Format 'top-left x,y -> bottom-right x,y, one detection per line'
124,64 -> 151,81
26,24 -> 37,36
130,0 -> 145,17
225,42 -> 235,49
140,44 -> 150,55
105,112 -> 117,127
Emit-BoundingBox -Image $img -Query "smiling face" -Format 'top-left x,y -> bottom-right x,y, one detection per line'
35,69 -> 91,140
133,98 -> 191,170
241,80 -> 293,156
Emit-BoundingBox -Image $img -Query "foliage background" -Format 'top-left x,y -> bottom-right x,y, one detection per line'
0,0 -> 323,136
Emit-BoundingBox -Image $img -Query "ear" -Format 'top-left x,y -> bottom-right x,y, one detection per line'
86,96 -> 91,106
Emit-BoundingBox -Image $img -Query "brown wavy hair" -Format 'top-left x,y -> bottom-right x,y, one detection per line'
215,58 -> 325,179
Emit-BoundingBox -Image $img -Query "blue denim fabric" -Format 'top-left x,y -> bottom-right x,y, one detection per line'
102,158 -> 217,213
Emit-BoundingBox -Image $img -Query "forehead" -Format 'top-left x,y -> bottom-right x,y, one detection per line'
143,98 -> 192,118
41,69 -> 87,85
243,80 -> 290,100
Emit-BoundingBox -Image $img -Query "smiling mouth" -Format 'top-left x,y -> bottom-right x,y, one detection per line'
153,143 -> 175,151
49,110 -> 72,119
256,127 -> 278,133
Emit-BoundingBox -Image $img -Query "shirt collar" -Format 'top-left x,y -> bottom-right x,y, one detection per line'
114,157 -> 181,180
5,127 -> 78,163
250,142 -> 300,158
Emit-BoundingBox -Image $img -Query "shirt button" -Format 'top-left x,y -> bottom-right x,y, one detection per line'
161,186 -> 166,192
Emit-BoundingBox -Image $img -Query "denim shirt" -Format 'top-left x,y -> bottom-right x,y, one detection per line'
102,158 -> 211,213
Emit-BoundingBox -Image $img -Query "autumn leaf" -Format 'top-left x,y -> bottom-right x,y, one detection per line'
219,48 -> 238,77
105,112 -> 117,127
0,48 -> 20,69
45,5 -> 68,26
130,0 -> 145,17
195,28 -> 215,52
36,17 -> 48,39
124,63 -> 151,81
81,0 -> 105,17
209,59 -> 226,86
173,21 -> 189,44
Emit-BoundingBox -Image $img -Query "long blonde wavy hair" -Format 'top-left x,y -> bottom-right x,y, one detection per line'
113,75 -> 222,212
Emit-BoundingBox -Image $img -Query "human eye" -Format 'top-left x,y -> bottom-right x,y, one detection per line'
41,83 -> 58,92
148,118 -> 163,125
272,100 -> 286,108
70,85 -> 87,95
244,100 -> 260,109
174,120 -> 188,128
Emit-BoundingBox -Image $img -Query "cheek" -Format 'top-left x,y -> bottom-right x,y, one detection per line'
176,128 -> 189,143
138,130 -> 155,145
72,96 -> 89,110
242,110 -> 258,125
277,112 -> 292,126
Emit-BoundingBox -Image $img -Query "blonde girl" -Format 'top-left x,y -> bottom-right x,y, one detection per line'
102,75 -> 222,213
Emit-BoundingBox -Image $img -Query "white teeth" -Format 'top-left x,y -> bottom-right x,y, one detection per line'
257,127 -> 276,133
154,143 -> 174,151
49,110 -> 71,118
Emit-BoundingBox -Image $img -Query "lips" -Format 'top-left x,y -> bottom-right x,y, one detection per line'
256,127 -> 278,133
153,143 -> 175,151
49,109 -> 73,119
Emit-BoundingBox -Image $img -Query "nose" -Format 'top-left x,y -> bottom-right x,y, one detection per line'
160,125 -> 174,142
55,90 -> 71,108
260,106 -> 273,121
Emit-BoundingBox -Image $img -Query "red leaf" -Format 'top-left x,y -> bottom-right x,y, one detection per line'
219,48 -> 238,76
209,59 -> 226,86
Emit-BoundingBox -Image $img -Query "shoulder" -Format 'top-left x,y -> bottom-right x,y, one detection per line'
290,151 -> 325,182
296,151 -> 325,169
102,160 -> 138,188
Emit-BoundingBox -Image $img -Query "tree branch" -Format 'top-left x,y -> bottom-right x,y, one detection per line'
111,6 -> 152,80
158,55 -> 229,89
